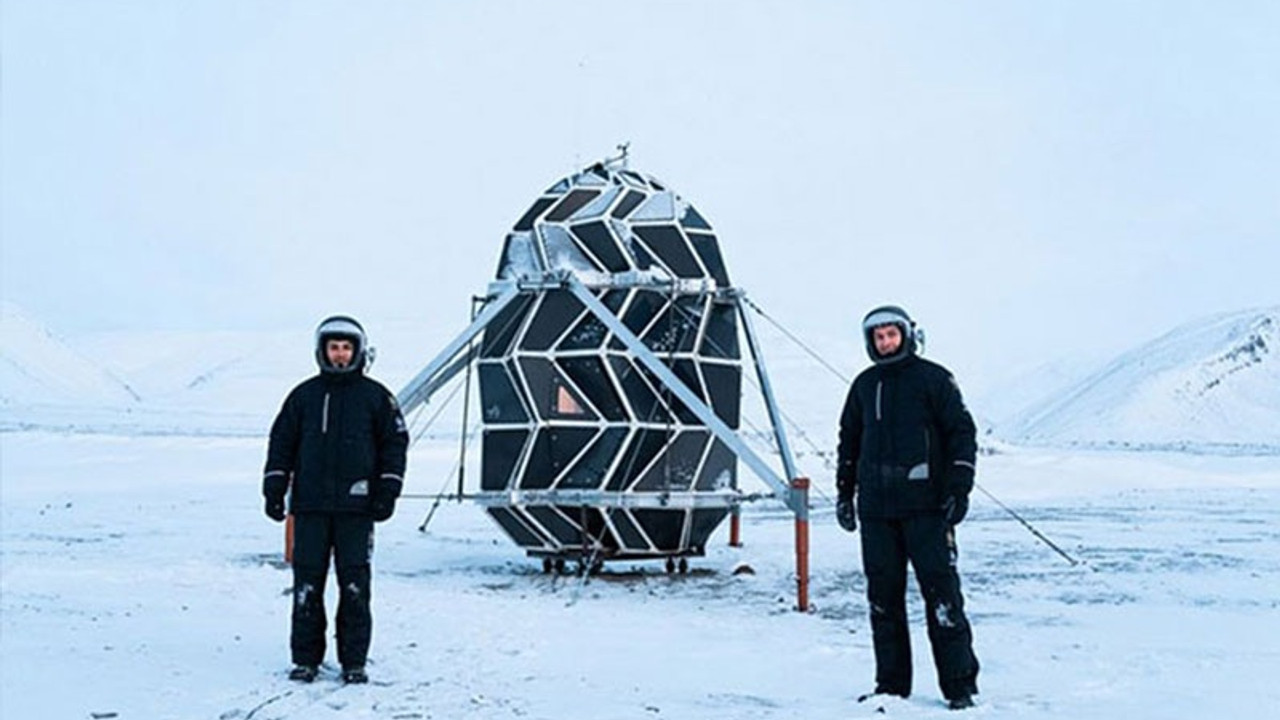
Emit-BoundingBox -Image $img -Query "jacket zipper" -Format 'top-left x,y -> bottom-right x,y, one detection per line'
322,392 -> 331,434
875,380 -> 883,421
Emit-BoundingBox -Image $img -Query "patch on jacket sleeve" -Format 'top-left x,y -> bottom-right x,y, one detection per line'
349,479 -> 369,496
388,392 -> 408,434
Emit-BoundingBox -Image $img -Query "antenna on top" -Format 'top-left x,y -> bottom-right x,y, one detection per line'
605,142 -> 631,170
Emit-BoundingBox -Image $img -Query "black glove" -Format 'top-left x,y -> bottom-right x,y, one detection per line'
943,492 -> 969,525
836,497 -> 857,532
371,494 -> 396,522
942,461 -> 975,525
264,493 -> 286,523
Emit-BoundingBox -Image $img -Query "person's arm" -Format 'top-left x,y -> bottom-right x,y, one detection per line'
935,371 -> 977,522
262,389 -> 300,519
836,381 -> 863,500
835,380 -> 863,531
371,390 -> 409,520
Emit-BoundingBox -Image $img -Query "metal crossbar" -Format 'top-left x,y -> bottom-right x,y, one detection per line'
562,274 -> 802,514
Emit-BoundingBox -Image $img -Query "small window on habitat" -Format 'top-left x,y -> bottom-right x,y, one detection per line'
555,381 -> 587,416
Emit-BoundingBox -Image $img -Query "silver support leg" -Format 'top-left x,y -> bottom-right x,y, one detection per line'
396,283 -> 523,415
735,292 -> 800,482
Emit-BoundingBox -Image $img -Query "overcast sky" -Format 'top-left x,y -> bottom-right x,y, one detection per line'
3,1 -> 1277,396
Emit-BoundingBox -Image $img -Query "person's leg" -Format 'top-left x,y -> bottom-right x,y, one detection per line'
860,517 -> 912,697
290,513 -> 334,670
333,514 -> 375,674
905,516 -> 979,702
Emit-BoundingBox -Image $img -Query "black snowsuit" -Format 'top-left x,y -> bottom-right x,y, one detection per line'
264,370 -> 408,670
837,354 -> 980,700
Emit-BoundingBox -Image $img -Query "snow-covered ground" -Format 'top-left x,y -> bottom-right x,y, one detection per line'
3,431 -> 1278,719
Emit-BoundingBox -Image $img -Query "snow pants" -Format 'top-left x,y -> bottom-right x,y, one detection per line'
290,513 -> 374,669
860,515 -> 979,700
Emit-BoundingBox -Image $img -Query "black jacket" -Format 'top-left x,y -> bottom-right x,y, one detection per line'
263,373 -> 409,515
836,355 -> 976,518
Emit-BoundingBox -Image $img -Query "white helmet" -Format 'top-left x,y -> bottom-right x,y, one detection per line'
861,305 -> 919,365
315,315 -> 370,374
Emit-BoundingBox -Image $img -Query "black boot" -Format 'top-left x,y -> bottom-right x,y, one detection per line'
858,687 -> 909,702
342,666 -> 368,684
947,693 -> 975,710
288,664 -> 319,683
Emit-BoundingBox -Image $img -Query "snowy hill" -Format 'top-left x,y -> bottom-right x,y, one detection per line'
7,300 -> 1278,456
0,305 -> 297,435
998,306 -> 1280,454
79,320 -> 448,414
79,329 -> 312,411
0,302 -> 141,408
2,317 -> 456,436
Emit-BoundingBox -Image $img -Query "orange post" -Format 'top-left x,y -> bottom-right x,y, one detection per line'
283,475 -> 295,564
729,508 -> 742,547
792,476 -> 810,612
